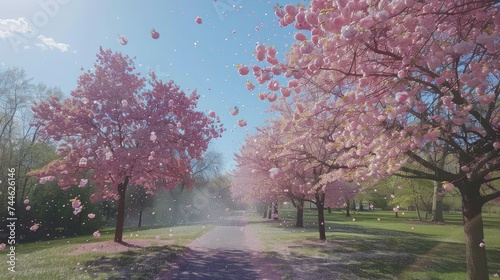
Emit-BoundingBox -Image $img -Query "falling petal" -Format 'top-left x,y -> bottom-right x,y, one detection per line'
117,34 -> 128,45
238,119 -> 247,127
230,106 -> 239,116
151,28 -> 160,39
71,198 -> 82,209
30,223 -> 40,232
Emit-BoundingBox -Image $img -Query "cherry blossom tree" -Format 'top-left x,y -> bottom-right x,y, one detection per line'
324,181 -> 359,217
234,89 -> 362,239
274,96 -> 364,240
30,48 -> 223,243
240,1 -> 499,278
232,130 -> 286,218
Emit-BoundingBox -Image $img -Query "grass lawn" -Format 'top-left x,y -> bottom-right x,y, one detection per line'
248,208 -> 500,280
2,210 -> 499,280
0,224 -> 213,280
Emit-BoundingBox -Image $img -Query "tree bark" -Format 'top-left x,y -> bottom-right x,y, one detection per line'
415,196 -> 422,222
461,184 -> 489,280
345,199 -> 351,217
114,177 -> 129,243
267,203 -> 272,219
295,200 -> 304,228
273,201 -> 279,220
138,208 -> 143,228
316,193 -> 326,240
431,181 -> 445,222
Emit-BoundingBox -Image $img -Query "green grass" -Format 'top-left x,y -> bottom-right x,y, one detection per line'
0,224 -> 213,280
248,208 -> 500,280
3,210 -> 500,279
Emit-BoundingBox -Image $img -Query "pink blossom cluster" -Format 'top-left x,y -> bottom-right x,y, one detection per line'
39,176 -> 55,184
71,198 -> 83,215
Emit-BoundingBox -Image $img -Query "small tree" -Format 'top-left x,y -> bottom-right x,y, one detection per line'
30,48 -> 223,243
126,185 -> 153,228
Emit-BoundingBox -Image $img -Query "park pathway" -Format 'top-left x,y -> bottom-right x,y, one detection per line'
155,213 -> 280,280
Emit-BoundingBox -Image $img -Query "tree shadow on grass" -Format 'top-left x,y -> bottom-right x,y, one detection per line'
83,245 -> 184,279
260,235 -> 470,279
261,218 -> 500,279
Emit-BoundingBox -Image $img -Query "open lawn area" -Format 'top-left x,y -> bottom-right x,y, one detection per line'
1,209 -> 499,279
0,224 -> 213,280
247,208 -> 500,280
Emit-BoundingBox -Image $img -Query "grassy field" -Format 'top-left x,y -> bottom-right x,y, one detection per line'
0,224 -> 213,280
247,208 -> 500,280
2,209 -> 499,280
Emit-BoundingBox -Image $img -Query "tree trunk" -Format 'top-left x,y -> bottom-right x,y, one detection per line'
267,203 -> 272,219
262,203 -> 268,218
273,201 -> 279,220
431,181 -> 445,222
316,193 -> 326,240
461,185 -> 488,280
114,177 -> 129,243
415,196 -> 422,222
345,199 -> 351,218
138,208 -> 143,228
295,200 -> 304,228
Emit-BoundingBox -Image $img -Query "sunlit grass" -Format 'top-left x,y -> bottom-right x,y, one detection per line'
0,224 -> 213,280
249,208 -> 500,280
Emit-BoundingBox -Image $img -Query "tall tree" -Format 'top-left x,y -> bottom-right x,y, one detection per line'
240,1 -> 499,278
30,48 -> 223,243
0,67 -> 62,226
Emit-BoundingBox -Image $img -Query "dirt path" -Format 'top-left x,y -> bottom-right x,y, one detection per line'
155,213 -> 281,280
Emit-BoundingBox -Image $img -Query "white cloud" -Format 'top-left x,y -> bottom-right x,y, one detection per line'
0,17 -> 33,38
35,35 -> 69,52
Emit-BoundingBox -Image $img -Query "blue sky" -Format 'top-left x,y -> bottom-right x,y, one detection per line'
0,0 -> 305,171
